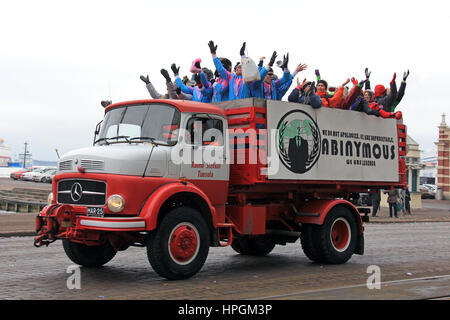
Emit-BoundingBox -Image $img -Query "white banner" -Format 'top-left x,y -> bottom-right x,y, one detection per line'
267,100 -> 399,182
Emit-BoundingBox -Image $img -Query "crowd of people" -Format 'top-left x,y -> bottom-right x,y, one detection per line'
131,40 -> 409,120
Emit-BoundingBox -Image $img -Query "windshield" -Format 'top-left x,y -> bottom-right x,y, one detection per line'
96,104 -> 180,146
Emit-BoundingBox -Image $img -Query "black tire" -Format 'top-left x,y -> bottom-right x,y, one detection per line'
62,239 -> 117,267
41,177 -> 47,183
306,206 -> 358,264
231,236 -> 276,256
300,224 -> 324,263
146,207 -> 210,280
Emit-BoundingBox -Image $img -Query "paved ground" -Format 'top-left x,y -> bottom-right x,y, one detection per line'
1,178 -> 449,300
1,223 -> 449,300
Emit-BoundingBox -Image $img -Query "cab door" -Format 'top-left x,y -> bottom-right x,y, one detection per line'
179,114 -> 229,205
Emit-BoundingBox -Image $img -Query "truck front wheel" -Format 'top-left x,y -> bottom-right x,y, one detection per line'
62,239 -> 117,267
146,207 -> 210,280
231,236 -> 276,256
301,206 -> 357,264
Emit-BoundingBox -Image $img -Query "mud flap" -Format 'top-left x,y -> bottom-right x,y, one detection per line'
354,234 -> 364,255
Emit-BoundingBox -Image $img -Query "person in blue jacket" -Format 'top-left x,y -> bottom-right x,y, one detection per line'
208,40 -> 251,100
288,79 -> 322,109
262,54 -> 291,100
199,57 -> 231,103
171,63 -> 212,103
250,51 -> 287,99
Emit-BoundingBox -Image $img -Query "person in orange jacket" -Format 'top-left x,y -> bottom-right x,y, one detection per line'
315,76 -> 350,108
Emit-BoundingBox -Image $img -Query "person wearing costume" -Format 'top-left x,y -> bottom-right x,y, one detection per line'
208,40 -> 251,100
171,63 -> 211,103
259,53 -> 291,100
199,55 -> 231,103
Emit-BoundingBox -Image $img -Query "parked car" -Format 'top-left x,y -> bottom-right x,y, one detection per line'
33,169 -> 57,183
419,184 -> 436,199
10,166 -> 41,180
10,169 -> 28,180
21,167 -> 55,181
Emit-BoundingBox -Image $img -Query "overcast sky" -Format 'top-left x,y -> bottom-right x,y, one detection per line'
1,0 -> 449,161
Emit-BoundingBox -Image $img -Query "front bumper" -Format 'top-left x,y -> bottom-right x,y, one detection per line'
34,204 -> 146,247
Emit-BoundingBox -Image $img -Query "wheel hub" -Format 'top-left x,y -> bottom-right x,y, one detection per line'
169,225 -> 199,263
330,218 -> 351,252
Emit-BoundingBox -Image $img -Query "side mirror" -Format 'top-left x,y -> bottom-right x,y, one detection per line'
93,120 -> 103,145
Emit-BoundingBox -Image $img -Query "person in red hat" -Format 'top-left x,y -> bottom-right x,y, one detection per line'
373,73 -> 398,112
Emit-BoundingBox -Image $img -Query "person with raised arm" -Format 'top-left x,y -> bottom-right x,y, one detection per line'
208,40 -> 251,100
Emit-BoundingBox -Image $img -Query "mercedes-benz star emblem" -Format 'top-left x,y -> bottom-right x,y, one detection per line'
70,182 -> 83,202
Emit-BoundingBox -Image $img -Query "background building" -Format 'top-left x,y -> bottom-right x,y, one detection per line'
436,114 -> 450,199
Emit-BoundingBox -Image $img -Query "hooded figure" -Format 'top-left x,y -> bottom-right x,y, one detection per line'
288,135 -> 309,173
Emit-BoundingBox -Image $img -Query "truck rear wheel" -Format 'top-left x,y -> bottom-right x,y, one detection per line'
231,236 -> 276,256
300,224 -> 324,263
146,207 -> 210,280
62,239 -> 117,267
304,206 -> 357,264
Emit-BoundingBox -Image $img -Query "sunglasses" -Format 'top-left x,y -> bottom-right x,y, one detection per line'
267,73 -> 274,76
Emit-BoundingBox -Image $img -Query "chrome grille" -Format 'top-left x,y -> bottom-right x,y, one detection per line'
59,160 -> 73,171
57,179 -> 106,206
80,159 -> 104,171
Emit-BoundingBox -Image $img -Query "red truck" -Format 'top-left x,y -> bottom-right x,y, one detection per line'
34,98 -> 407,280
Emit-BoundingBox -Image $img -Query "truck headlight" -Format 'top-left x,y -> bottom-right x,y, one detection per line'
107,195 -> 125,213
47,192 -> 54,205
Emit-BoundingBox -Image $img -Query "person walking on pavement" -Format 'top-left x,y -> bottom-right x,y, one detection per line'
405,187 -> 411,215
386,189 -> 400,218
371,190 -> 381,217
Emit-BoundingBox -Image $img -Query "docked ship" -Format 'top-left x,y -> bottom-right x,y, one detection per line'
0,139 -> 12,167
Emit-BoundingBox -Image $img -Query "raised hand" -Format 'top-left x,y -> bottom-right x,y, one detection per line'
269,51 -> 277,66
342,78 -> 350,87
140,75 -> 150,85
365,67 -> 371,80
280,53 -> 289,70
208,40 -> 217,55
403,70 -> 410,81
171,63 -> 180,76
295,63 -> 308,73
391,72 -> 397,83
160,69 -> 171,83
240,42 -> 246,56
351,77 -> 358,86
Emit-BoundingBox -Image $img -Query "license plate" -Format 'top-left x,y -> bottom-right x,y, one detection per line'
86,207 -> 104,217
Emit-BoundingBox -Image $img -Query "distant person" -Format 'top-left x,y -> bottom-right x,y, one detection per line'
386,189 -> 400,218
371,190 -> 381,217
404,187 -> 411,215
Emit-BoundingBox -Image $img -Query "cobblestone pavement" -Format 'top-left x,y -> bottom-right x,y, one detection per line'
1,223 -> 449,300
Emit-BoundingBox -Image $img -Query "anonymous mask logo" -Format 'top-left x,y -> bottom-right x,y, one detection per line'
277,110 -> 321,174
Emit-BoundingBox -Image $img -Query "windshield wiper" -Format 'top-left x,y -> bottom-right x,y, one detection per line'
130,136 -> 156,143
107,135 -> 131,143
94,137 -> 110,145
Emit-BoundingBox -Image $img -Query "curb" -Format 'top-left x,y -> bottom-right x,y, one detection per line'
0,232 -> 37,238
